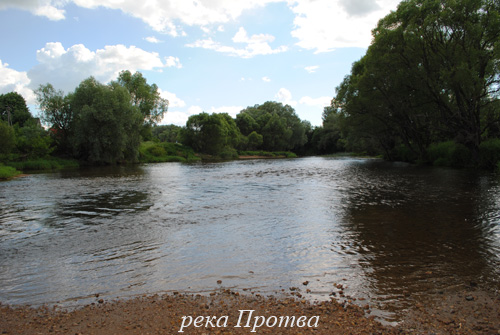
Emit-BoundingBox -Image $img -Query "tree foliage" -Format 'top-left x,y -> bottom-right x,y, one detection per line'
182,112 -> 240,155
236,101 -> 308,151
113,70 -> 168,126
334,0 -> 500,164
0,92 -> 32,127
35,72 -> 163,164
71,78 -> 143,164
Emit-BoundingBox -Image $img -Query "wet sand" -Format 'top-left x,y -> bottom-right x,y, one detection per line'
1,287 -> 499,334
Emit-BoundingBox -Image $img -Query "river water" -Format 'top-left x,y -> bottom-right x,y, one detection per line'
1,157 -> 499,322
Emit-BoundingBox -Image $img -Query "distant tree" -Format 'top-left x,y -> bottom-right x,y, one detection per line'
15,119 -> 53,159
35,84 -> 74,153
237,102 -> 308,152
247,131 -> 263,150
0,121 -> 15,156
182,112 -> 240,155
71,77 -> 143,164
0,92 -> 32,127
114,70 -> 169,127
334,0 -> 500,163
152,124 -> 182,143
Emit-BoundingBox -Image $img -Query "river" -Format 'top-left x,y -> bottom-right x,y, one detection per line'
1,157 -> 499,322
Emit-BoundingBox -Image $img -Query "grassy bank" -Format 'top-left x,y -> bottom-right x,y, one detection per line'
6,157 -> 80,172
0,164 -> 22,180
139,141 -> 200,163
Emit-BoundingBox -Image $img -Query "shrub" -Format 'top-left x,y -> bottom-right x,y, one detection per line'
479,139 -> 500,170
0,164 -> 20,179
427,141 -> 472,168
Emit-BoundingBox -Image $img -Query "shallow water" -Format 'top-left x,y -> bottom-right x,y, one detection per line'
1,157 -> 499,322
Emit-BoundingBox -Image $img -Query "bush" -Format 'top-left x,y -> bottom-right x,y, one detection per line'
0,164 -> 20,179
218,147 -> 239,160
479,139 -> 500,170
389,144 -> 418,163
427,141 -> 472,168
138,141 -> 200,163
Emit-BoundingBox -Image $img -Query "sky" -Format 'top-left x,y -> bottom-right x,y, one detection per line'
0,0 -> 401,127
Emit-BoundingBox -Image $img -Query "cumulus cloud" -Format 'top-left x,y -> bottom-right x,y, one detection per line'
160,104 -> 244,126
186,27 -> 287,58
262,76 -> 271,82
339,0 -> 381,17
299,96 -> 332,108
27,42 -> 173,92
158,89 -> 186,108
165,56 -> 183,68
0,60 -> 36,104
0,0 -> 65,20
290,0 -> 400,52
275,88 -> 297,107
72,0 -> 278,36
145,36 -> 162,44
305,66 -> 319,73
1,0 -> 399,52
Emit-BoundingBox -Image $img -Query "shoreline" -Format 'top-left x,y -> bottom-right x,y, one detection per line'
1,287 -> 498,334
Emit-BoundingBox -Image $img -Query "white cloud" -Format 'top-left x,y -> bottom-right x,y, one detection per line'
160,111 -> 189,126
165,56 -> 182,68
0,60 -> 36,104
1,0 -> 399,53
159,89 -> 186,108
305,65 -> 319,73
299,96 -> 331,108
262,76 -> 271,82
160,105 -> 203,126
0,0 -> 66,20
145,36 -> 162,44
27,42 -> 172,92
290,0 -> 401,52
275,88 -> 297,107
34,4 -> 65,20
160,104 -> 243,126
71,0 -> 278,36
186,27 -> 287,58
187,105 -> 203,115
339,0 -> 381,17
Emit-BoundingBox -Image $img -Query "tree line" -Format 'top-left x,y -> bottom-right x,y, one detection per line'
327,0 -> 500,169
2,0 -> 499,170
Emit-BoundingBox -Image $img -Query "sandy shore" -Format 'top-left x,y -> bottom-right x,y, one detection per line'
1,287 -> 499,335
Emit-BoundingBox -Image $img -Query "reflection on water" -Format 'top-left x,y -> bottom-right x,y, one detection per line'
0,158 -> 499,322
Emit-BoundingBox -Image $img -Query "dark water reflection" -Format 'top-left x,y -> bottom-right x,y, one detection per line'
0,157 -> 499,322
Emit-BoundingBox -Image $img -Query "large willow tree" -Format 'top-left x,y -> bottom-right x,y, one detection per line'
335,0 -> 500,162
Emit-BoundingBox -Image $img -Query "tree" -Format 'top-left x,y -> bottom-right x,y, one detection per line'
0,92 -> 32,127
71,77 -> 143,164
335,0 -> 500,163
152,124 -> 182,143
182,112 -> 240,155
0,121 -> 15,156
237,102 -> 308,152
35,83 -> 74,153
114,70 -> 168,126
15,119 -> 53,159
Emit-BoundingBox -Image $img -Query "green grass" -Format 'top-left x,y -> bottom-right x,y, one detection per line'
7,157 -> 80,171
139,141 -> 200,163
0,164 -> 21,179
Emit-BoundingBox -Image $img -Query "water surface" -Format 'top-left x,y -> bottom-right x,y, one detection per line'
1,157 -> 499,322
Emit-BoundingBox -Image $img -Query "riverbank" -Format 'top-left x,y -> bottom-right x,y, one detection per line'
1,287 -> 498,334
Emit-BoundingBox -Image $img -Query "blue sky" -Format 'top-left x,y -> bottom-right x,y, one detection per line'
0,0 -> 401,127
